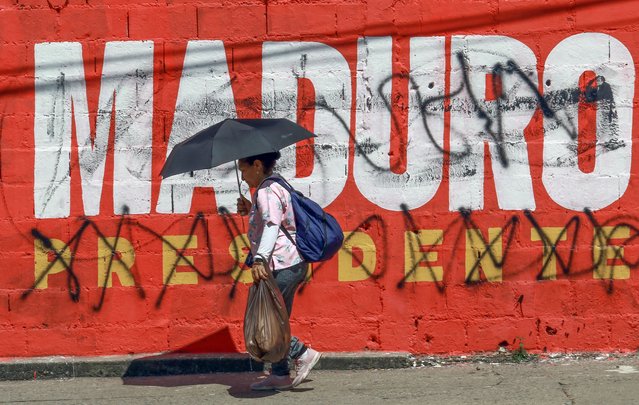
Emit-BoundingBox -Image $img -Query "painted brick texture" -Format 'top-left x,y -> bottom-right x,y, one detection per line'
0,0 -> 638,358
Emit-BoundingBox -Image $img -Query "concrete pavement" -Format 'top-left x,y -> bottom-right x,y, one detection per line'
2,355 -> 639,404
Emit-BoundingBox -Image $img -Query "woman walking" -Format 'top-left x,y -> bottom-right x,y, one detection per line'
236,151 -> 321,391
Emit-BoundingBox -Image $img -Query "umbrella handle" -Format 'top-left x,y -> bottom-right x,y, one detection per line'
234,160 -> 243,196
234,160 -> 247,234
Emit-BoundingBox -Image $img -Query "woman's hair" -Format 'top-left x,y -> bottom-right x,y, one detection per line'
240,151 -> 281,173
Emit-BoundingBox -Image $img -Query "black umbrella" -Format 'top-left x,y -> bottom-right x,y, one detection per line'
160,118 -> 317,207
160,118 -> 316,178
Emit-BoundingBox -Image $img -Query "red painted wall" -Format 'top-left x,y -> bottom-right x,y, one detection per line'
1,0 -> 639,357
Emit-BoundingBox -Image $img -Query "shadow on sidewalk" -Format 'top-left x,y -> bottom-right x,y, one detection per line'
122,373 -> 314,398
119,326 -> 314,398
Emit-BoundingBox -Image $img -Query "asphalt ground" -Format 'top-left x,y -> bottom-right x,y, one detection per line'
1,356 -> 638,404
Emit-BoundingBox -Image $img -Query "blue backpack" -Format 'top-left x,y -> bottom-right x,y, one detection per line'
247,177 -> 344,264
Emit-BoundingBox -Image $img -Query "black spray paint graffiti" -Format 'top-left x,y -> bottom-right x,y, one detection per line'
273,47 -> 624,219
373,51 -> 621,172
24,207 -> 215,309
397,207 -> 639,295
22,190 -> 639,307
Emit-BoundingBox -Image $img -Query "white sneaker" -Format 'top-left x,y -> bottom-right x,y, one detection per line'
250,374 -> 293,391
292,348 -> 321,387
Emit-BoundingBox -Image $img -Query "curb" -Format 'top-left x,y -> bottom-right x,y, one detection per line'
0,352 -> 414,381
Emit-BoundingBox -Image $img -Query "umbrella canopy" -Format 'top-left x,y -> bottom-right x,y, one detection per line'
160,118 -> 317,178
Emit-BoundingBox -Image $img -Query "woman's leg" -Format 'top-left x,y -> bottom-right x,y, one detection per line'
270,262 -> 308,376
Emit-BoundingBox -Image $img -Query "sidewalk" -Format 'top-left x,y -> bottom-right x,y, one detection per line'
1,354 -> 638,404
0,352 -> 413,381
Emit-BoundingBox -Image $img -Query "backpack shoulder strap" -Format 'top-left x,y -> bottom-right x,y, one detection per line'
269,177 -> 297,246
279,224 -> 296,246
267,176 -> 296,194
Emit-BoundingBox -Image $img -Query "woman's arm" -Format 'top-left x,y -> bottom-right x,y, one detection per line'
251,185 -> 285,280
251,223 -> 278,282
256,223 -> 279,260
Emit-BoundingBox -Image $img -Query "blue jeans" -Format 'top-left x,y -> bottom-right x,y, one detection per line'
270,261 -> 308,376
